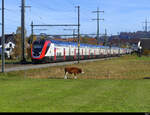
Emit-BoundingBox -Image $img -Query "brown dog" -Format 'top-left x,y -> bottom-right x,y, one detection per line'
64,67 -> 84,79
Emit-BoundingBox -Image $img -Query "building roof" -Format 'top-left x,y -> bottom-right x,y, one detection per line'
0,34 -> 15,45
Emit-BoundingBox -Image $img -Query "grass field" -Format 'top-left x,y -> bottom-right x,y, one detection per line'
0,55 -> 150,112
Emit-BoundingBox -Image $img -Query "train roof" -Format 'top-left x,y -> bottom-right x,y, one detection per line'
34,38 -> 122,49
50,39 -> 111,48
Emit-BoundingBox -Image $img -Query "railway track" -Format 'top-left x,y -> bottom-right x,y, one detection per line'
1,57 -> 118,73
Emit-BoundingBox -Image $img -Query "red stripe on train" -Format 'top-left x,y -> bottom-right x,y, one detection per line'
54,48 -> 56,61
32,41 -> 51,60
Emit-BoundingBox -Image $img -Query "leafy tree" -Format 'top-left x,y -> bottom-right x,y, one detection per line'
11,27 -> 28,60
26,35 -> 37,59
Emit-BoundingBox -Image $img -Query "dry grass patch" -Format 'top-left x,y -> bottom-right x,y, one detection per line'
25,55 -> 150,80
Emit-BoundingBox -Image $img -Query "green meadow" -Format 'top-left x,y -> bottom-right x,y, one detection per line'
0,55 -> 150,112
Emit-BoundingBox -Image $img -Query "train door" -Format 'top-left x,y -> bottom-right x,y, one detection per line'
64,48 -> 66,61
85,47 -> 87,59
94,49 -> 96,58
74,48 -> 76,60
88,48 -> 90,58
81,48 -> 84,59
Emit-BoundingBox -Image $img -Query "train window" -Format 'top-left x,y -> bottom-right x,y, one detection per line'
33,44 -> 43,49
45,43 -> 50,54
33,40 -> 46,53
57,52 -> 61,56
33,40 -> 45,49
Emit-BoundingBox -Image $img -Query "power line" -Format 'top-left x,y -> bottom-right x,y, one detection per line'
30,23 -> 79,43
32,24 -> 78,27
30,0 -> 68,12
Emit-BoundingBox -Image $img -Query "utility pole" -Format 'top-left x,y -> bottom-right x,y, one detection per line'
142,18 -> 150,32
92,7 -> 104,45
21,0 -> 31,64
31,21 -> 33,43
21,0 -> 26,63
77,6 -> 80,64
1,0 -> 5,72
118,32 -> 121,56
103,28 -> 107,46
30,21 -> 34,48
75,6 -> 80,64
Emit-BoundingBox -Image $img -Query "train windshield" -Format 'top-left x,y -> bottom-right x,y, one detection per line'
33,44 -> 43,49
33,40 -> 45,51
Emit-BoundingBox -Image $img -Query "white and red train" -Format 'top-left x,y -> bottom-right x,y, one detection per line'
31,38 -> 131,63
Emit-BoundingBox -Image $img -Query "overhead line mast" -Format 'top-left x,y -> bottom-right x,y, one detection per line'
20,0 -> 31,64
142,18 -> 150,32
1,0 -> 5,72
75,6 -> 80,64
92,7 -> 104,45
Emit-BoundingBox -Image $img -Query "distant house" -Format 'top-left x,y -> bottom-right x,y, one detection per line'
0,42 -> 15,58
0,34 -> 16,58
140,38 -> 150,50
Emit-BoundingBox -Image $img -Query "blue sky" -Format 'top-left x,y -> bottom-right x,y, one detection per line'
1,0 -> 150,36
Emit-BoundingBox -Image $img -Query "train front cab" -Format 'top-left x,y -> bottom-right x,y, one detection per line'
31,40 -> 52,63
